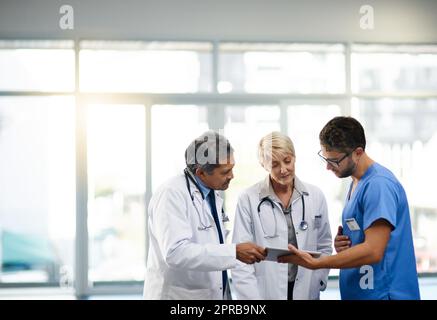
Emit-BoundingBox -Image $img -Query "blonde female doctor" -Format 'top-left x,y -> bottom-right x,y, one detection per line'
231,132 -> 332,300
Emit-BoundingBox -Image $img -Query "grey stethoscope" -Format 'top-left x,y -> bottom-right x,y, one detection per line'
184,168 -> 229,231
257,189 -> 309,238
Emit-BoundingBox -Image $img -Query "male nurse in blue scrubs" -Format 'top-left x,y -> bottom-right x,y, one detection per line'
279,116 -> 420,300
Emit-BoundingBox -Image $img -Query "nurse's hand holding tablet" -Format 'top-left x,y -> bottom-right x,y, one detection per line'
277,245 -> 322,269
265,247 -> 321,262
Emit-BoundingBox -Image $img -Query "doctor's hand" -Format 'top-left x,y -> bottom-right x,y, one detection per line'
236,242 -> 267,264
334,226 -> 351,253
277,245 -> 320,270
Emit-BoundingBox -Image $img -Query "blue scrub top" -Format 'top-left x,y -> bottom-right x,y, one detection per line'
339,162 -> 420,300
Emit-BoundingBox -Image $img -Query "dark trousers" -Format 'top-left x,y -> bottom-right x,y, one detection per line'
287,281 -> 295,300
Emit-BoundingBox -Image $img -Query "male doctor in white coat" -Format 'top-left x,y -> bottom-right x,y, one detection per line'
143,131 -> 266,300
232,132 -> 332,300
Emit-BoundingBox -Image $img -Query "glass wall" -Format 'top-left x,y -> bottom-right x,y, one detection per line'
218,43 -> 345,94
352,45 -> 437,93
287,104 -> 344,235
350,44 -> 437,272
0,40 -> 74,92
223,105 -> 280,225
0,40 -> 76,286
352,98 -> 437,272
80,41 -> 212,93
151,105 -> 209,191
1,40 -> 436,295
86,104 -> 146,283
0,96 -> 75,285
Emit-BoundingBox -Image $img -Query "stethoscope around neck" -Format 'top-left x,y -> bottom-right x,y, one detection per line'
184,168 -> 229,231
257,189 -> 309,238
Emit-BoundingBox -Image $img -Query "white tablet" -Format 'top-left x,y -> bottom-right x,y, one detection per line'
265,247 -> 322,261
265,247 -> 292,261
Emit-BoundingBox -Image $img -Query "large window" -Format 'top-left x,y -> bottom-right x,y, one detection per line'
87,104 -> 146,283
223,106 -> 280,225
151,105 -> 209,191
80,41 -> 212,93
0,40 -> 74,92
1,40 -> 437,297
219,43 -> 345,94
352,98 -> 437,272
0,96 -> 75,284
287,103 -> 344,234
351,44 -> 437,272
352,45 -> 437,93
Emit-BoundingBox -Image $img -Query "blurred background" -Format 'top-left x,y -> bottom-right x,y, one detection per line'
0,0 -> 437,299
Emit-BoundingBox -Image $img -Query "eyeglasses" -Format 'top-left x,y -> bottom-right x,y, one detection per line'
317,150 -> 350,168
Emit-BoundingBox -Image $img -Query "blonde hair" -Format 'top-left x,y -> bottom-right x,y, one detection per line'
258,131 -> 295,167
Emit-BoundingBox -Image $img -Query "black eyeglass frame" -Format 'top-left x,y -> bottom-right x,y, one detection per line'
317,150 -> 351,167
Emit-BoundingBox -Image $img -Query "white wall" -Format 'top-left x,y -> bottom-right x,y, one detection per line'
0,0 -> 436,42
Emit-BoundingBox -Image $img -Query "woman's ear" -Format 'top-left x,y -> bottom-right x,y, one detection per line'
261,162 -> 267,172
260,160 -> 271,173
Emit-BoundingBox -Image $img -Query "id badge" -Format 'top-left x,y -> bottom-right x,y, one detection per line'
345,218 -> 361,231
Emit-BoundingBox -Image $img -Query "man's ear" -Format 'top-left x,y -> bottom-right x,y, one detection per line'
355,147 -> 365,156
195,167 -> 205,177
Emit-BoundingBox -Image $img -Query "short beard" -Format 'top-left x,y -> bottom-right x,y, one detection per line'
338,160 -> 356,178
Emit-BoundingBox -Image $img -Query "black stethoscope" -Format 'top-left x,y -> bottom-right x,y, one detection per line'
257,189 -> 309,238
184,168 -> 229,231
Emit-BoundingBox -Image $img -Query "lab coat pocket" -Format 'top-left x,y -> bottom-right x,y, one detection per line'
308,273 -> 323,300
165,285 -> 214,300
313,215 -> 322,229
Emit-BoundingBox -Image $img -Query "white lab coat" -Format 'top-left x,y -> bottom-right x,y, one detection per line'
143,174 -> 237,300
231,176 -> 332,300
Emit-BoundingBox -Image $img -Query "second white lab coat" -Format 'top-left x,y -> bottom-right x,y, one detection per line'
231,176 -> 332,300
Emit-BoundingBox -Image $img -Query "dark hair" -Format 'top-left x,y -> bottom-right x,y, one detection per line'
185,131 -> 234,175
319,116 -> 366,153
